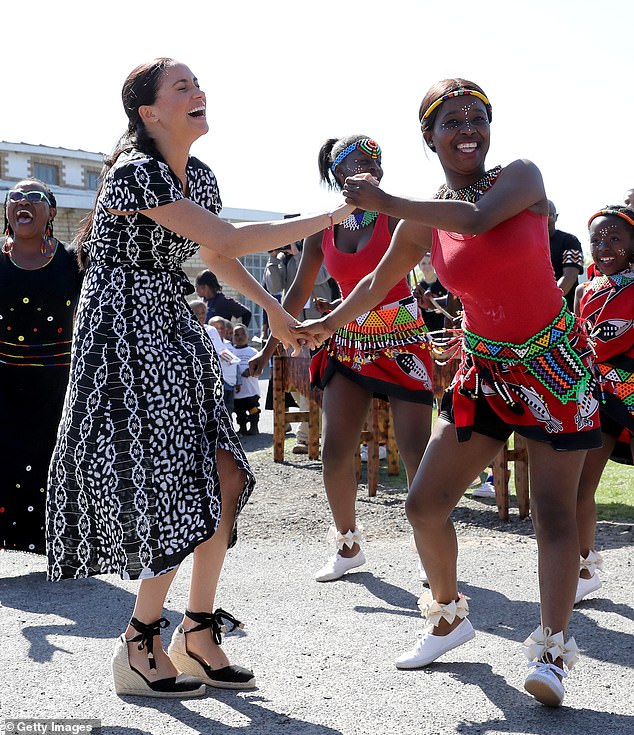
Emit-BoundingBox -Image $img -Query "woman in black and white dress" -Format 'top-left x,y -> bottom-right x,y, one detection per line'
47,57 -> 353,698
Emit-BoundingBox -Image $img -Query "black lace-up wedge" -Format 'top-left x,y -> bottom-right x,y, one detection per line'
168,609 -> 256,689
112,617 -> 206,698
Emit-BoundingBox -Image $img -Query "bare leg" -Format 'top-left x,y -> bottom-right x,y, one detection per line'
321,372 -> 372,557
182,448 -> 246,669
406,419 -> 504,633
388,397 -> 432,486
125,569 -> 180,681
527,440 -> 585,635
576,434 -> 616,575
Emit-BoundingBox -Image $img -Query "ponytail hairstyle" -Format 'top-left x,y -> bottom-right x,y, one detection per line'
4,178 -> 57,239
317,134 -> 374,191
74,57 -> 175,269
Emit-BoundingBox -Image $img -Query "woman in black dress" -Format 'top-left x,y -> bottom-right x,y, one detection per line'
47,57 -> 353,698
0,179 -> 82,554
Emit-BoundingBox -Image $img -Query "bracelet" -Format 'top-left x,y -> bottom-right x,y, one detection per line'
326,212 -> 334,230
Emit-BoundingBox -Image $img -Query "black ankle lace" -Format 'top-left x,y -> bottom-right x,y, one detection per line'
127,617 -> 170,670
185,609 -> 244,645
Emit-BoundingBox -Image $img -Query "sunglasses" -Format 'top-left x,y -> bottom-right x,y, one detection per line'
7,189 -> 51,205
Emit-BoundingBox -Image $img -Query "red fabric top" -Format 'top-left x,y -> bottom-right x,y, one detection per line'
322,213 -> 411,304
431,209 -> 563,343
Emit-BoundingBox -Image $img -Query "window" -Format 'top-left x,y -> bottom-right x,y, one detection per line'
33,162 -> 60,185
85,170 -> 100,189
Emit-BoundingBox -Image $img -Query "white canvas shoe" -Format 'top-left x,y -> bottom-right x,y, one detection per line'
395,618 -> 475,669
315,550 -> 366,582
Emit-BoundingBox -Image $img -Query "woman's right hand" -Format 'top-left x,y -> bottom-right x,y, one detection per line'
342,173 -> 386,212
293,317 -> 335,347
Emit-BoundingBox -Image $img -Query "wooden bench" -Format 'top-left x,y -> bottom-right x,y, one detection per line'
491,434 -> 530,520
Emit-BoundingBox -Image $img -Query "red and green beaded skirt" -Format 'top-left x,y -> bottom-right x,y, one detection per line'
444,306 -> 602,450
310,295 -> 433,404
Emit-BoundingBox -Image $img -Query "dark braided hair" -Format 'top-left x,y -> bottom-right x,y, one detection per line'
3,178 -> 57,239
74,57 -> 175,269
317,134 -> 374,191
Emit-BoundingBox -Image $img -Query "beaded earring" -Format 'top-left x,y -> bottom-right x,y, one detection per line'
2,224 -> 13,255
40,221 -> 56,257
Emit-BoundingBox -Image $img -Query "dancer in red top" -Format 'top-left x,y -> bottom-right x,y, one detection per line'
250,135 -> 433,582
573,206 -> 634,604
297,80 -> 601,707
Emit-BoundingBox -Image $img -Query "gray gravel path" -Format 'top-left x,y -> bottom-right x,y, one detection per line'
1,381 -> 632,734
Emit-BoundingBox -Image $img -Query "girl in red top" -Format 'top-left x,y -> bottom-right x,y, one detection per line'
573,206 -> 634,605
297,80 -> 601,707
251,135 -> 433,583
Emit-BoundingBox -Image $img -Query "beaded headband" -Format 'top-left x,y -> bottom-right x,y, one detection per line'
420,88 -> 492,124
331,138 -> 381,172
588,208 -> 634,229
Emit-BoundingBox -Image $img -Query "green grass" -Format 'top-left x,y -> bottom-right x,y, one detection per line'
271,432 -> 634,521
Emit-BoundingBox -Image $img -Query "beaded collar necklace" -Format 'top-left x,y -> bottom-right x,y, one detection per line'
339,210 -> 379,231
435,166 -> 502,203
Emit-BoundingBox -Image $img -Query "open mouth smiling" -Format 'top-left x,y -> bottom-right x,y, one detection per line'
15,208 -> 34,225
188,105 -> 206,118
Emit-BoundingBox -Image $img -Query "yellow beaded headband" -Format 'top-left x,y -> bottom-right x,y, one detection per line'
588,208 -> 634,229
420,88 -> 492,124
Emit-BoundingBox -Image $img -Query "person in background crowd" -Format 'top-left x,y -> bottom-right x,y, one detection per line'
46,57 -> 353,699
573,205 -> 634,604
195,268 -> 252,326
298,80 -> 601,707
623,189 -> 634,209
231,324 -> 261,435
547,200 -> 584,310
190,300 -> 239,419
0,179 -> 82,555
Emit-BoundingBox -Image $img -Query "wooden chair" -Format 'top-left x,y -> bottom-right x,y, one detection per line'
272,344 -> 322,462
356,398 -> 400,497
491,434 -> 530,521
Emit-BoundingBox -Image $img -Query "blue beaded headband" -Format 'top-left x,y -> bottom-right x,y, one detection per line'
330,138 -> 381,172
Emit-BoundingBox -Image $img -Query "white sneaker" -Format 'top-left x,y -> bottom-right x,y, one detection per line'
524,661 -> 566,707
472,481 -> 496,498
360,444 -> 387,462
395,618 -> 475,669
574,573 -> 602,604
315,550 -> 366,582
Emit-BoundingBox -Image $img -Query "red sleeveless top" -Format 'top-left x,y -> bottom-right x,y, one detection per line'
322,213 -> 411,304
431,209 -> 563,343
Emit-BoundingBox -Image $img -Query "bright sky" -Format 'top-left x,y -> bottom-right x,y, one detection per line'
6,0 -> 632,255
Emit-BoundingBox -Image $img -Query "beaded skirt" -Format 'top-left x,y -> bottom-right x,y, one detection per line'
310,296 -> 433,404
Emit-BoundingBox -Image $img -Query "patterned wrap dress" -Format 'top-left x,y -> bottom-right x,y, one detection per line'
47,149 -> 255,581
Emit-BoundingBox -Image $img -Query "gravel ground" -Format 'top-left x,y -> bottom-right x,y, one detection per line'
1,385 -> 632,735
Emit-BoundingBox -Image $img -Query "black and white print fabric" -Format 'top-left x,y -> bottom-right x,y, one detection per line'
47,149 -> 254,581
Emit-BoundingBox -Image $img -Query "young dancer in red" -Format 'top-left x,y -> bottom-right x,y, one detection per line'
297,79 -> 601,707
250,135 -> 433,582
573,206 -> 634,604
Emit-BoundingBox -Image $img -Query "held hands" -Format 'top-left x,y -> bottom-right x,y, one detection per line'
267,304 -> 322,356
413,284 -> 436,311
248,351 -> 267,377
342,173 -> 384,211
293,317 -> 335,348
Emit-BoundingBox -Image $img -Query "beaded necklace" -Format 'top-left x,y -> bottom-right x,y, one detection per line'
339,210 -> 379,231
435,166 -> 502,203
